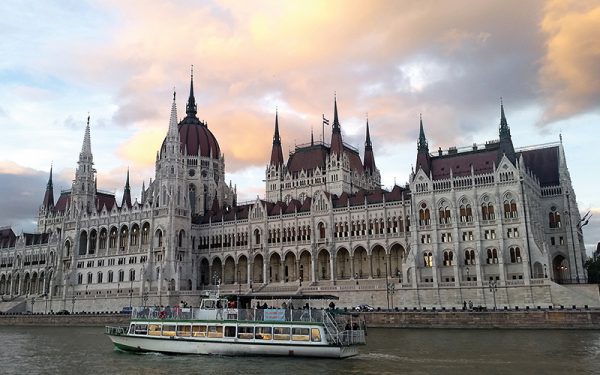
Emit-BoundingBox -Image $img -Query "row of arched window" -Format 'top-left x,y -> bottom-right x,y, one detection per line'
418,200 -> 518,226
77,269 -> 136,284
422,247 -> 523,267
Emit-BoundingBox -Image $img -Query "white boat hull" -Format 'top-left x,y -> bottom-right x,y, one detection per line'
107,334 -> 358,358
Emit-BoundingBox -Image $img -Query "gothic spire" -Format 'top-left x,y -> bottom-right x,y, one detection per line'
269,110 -> 284,167
363,118 -> 376,175
415,114 -> 431,177
499,97 -> 510,138
122,168 -> 132,208
168,89 -> 179,140
42,164 -> 54,210
185,65 -> 197,117
330,94 -> 343,156
497,98 -> 516,164
417,114 -> 428,153
81,114 -> 92,156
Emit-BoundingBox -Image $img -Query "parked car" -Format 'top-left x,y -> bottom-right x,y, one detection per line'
56,309 -> 70,315
354,304 -> 374,312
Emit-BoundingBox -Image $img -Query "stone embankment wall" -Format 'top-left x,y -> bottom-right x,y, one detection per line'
1,310 -> 600,329
361,309 -> 600,329
0,314 -> 129,326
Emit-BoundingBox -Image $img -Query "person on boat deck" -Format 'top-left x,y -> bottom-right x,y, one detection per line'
263,302 -> 268,309
256,301 -> 261,309
281,302 -> 287,309
304,303 -> 310,309
329,301 -> 336,309
345,322 -> 351,331
216,300 -> 223,319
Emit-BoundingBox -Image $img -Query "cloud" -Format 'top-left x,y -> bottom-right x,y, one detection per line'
0,168 -> 68,232
539,0 -> 600,124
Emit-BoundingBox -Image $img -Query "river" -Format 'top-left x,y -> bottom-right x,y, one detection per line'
0,326 -> 599,374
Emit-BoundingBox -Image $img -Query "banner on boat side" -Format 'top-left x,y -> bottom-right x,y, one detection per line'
264,309 -> 286,321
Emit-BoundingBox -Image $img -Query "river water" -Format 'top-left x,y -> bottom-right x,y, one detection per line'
1,326 -> 599,374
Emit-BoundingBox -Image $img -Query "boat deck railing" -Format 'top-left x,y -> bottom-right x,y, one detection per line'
131,306 -> 333,324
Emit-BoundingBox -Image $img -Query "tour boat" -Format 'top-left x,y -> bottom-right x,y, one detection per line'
105,294 -> 366,358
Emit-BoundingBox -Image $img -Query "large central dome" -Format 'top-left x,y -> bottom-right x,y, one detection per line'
178,115 -> 221,159
166,72 -> 221,159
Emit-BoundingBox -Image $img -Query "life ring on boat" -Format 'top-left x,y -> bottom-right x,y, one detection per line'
159,310 -> 166,319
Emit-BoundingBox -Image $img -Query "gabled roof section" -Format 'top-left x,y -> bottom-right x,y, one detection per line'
0,227 -> 17,248
429,145 -> 498,180
287,143 -> 328,174
96,192 -> 117,212
519,145 -> 560,186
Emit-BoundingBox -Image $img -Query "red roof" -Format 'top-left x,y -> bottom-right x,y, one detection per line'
430,148 -> 497,180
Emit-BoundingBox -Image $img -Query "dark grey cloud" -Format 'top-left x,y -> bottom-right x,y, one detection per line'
0,172 -> 70,233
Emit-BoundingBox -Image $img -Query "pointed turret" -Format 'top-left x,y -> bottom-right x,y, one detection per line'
497,98 -> 516,164
168,90 -> 179,141
415,114 -> 431,176
121,169 -> 132,208
269,110 -> 284,167
81,115 -> 92,157
330,94 -> 343,156
72,114 -> 96,215
186,65 -> 197,118
363,119 -> 377,175
42,165 -> 55,210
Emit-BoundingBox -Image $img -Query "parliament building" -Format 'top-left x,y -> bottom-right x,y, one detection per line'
0,72 -> 595,313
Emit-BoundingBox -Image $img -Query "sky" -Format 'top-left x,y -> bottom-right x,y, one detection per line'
0,0 -> 599,254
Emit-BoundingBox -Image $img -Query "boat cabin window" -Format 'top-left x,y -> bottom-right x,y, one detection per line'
148,324 -> 161,336
311,328 -> 321,342
273,327 -> 291,341
292,327 -> 310,341
255,326 -> 272,340
162,325 -> 176,337
177,325 -> 191,337
192,325 -> 207,337
224,326 -> 236,338
207,326 -> 223,338
132,324 -> 148,335
238,326 -> 254,339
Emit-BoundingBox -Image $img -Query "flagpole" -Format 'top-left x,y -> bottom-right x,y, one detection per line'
322,114 -> 325,144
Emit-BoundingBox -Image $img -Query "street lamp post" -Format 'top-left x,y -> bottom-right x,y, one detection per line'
44,293 -> 48,314
544,264 -> 548,279
31,297 -> 35,313
489,280 -> 497,310
129,279 -> 134,309
466,267 -> 470,281
71,285 -> 76,314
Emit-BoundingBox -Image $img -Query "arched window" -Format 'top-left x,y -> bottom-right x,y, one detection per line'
109,227 -> 118,248
97,272 -> 103,284
254,229 -> 261,245
549,209 -> 561,229
487,248 -> 499,264
64,240 -> 71,257
464,249 -> 475,265
443,251 -> 454,266
460,204 -> 473,222
108,271 -> 114,283
419,203 -> 431,226
87,272 -> 92,284
438,202 -> 451,224
423,252 -> 433,267
481,203 -> 495,220
118,269 -> 125,282
77,273 -> 83,284
509,247 -> 522,263
156,229 -> 163,247
129,269 -> 136,281
318,222 -> 326,239
504,199 -> 518,218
